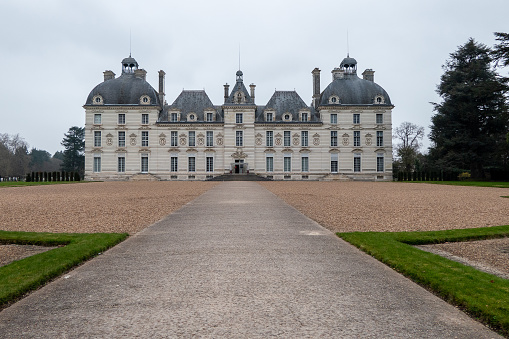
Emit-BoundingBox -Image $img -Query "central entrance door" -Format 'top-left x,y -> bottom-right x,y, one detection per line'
231,160 -> 248,174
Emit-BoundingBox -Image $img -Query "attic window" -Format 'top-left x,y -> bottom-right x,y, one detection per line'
188,113 -> 196,121
375,95 -> 385,104
92,95 -> 103,105
283,113 -> 292,122
329,95 -> 340,104
140,95 -> 151,105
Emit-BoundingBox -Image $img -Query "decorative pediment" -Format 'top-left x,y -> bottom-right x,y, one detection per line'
231,149 -> 248,158
351,148 -> 363,153
329,148 -> 340,153
374,149 -> 386,153
186,148 -> 198,153
91,148 -> 103,153
299,148 -> 311,153
159,133 -> 166,138
281,148 -> 293,153
129,133 -> 137,138
204,148 -> 216,153
106,133 -> 113,138
115,148 -> 126,153
138,148 -> 151,153
167,148 -> 180,152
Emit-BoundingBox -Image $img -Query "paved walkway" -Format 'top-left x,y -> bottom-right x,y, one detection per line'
0,182 -> 500,338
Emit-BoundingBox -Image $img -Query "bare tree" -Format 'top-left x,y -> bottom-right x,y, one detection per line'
393,122 -> 424,172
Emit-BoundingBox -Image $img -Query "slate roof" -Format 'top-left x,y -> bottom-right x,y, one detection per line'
224,71 -> 254,105
257,91 -> 316,122
159,90 -> 221,122
85,73 -> 160,106
319,74 -> 392,106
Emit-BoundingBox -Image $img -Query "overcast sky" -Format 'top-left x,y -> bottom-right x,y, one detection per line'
1,0 -> 508,155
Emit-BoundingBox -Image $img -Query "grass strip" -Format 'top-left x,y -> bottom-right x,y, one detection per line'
0,230 -> 128,308
402,181 -> 509,188
337,225 -> 509,337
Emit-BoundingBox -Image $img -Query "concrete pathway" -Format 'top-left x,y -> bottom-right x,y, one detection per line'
0,182 -> 501,338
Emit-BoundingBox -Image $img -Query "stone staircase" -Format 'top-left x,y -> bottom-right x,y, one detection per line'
319,173 -> 352,181
207,174 -> 272,181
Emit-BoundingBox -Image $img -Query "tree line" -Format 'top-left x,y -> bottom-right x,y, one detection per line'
394,32 -> 509,181
0,127 -> 84,181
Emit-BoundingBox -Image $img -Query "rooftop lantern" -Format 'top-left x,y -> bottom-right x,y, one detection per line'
121,55 -> 139,74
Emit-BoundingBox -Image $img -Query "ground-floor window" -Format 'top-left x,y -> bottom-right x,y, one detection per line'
141,154 -> 148,173
331,153 -> 338,173
266,156 -> 273,172
354,153 -> 361,172
206,156 -> 213,172
188,156 -> 196,172
301,156 -> 309,172
171,156 -> 178,172
118,156 -> 125,173
93,154 -> 101,172
284,156 -> 291,172
377,153 -> 384,172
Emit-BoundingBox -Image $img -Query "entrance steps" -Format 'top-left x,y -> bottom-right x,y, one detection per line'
129,173 -> 161,181
319,173 -> 352,181
207,173 -> 272,181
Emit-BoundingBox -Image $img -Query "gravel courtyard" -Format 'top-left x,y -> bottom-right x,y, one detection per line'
260,181 -> 509,233
0,181 -> 218,234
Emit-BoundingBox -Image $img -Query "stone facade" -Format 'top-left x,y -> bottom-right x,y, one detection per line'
84,55 -> 393,181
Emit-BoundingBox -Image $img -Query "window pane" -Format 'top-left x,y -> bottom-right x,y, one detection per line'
284,131 -> 290,147
354,131 -> 360,147
377,155 -> 384,172
266,131 -> 273,147
236,131 -> 243,146
376,114 -> 383,124
330,114 -> 337,124
94,114 -> 101,124
171,113 -> 178,122
330,131 -> 338,147
171,131 -> 178,146
94,131 -> 101,147
206,113 -> 213,122
354,154 -> 361,172
236,113 -> 243,124
118,157 -> 125,172
142,114 -> 149,124
301,156 -> 309,172
266,157 -> 273,172
353,113 -> 360,124
118,114 -> 125,124
189,131 -> 195,147
301,131 -> 308,147
331,160 -> 338,173
171,157 -> 178,172
206,157 -> 213,172
284,157 -> 291,172
266,113 -> 273,122
93,156 -> 101,172
118,131 -> 125,147
188,157 -> 195,172
377,131 -> 383,147
142,131 -> 149,147
301,113 -> 308,121
141,155 -> 148,173
206,131 -> 213,147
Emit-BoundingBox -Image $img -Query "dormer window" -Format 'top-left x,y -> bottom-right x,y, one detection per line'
170,112 -> 179,122
92,95 -> 103,105
283,113 -> 292,122
140,95 -> 151,105
188,113 -> 197,122
266,112 -> 273,122
328,95 -> 340,104
301,112 -> 308,122
375,95 -> 385,104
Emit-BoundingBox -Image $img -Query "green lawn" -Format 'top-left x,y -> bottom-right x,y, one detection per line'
337,225 -> 509,337
0,231 -> 128,309
404,181 -> 509,188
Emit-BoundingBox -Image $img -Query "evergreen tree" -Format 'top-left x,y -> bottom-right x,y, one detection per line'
429,38 -> 509,179
492,32 -> 509,68
61,126 -> 85,176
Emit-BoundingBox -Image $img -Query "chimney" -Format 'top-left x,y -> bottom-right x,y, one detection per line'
331,68 -> 344,80
134,69 -> 147,80
250,84 -> 256,104
103,70 -> 115,82
362,69 -> 375,82
158,70 -> 165,106
224,83 -> 230,103
312,68 -> 321,109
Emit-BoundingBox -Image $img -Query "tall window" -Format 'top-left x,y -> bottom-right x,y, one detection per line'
141,154 -> 149,173
171,156 -> 178,172
236,113 -> 243,124
206,156 -> 214,172
206,131 -> 213,147
301,112 -> 308,122
301,156 -> 309,172
376,131 -> 384,147
377,153 -> 384,172
354,153 -> 361,172
118,113 -> 125,125
330,114 -> 337,124
189,131 -> 195,147
206,112 -> 214,122
118,131 -> 125,147
284,156 -> 291,172
301,131 -> 308,147
118,156 -> 125,173
171,131 -> 178,147
170,113 -> 178,122
94,114 -> 101,124
353,113 -> 360,124
266,156 -> 273,172
266,131 -> 273,147
142,113 -> 149,125
354,131 -> 360,147
284,131 -> 291,147
94,131 -> 101,147
141,131 -> 149,147
188,156 -> 196,172
236,131 -> 243,146
93,154 -> 101,172
330,131 -> 338,147
376,113 -> 383,124
266,112 -> 273,122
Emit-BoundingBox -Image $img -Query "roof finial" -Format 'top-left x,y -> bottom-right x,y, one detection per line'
238,43 -> 241,71
129,29 -> 132,57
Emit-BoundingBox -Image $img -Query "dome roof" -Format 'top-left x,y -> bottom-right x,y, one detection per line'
340,57 -> 357,68
85,73 -> 159,106
319,74 -> 392,106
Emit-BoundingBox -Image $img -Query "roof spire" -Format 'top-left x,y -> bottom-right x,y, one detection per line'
129,29 -> 132,58
238,43 -> 241,71
347,29 -> 349,58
